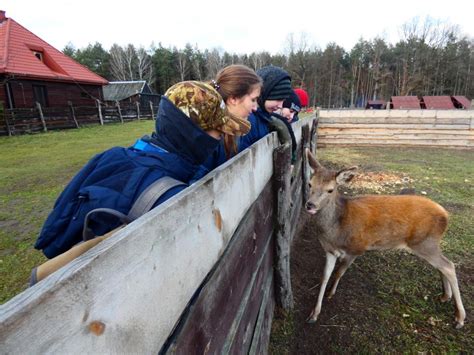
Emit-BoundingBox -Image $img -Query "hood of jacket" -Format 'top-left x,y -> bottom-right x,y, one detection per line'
147,96 -> 221,166
256,66 -> 291,107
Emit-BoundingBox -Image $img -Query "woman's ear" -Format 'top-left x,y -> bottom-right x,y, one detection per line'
227,96 -> 238,107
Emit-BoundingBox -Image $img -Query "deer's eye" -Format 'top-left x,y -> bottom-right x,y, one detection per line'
308,182 -> 312,188
327,189 -> 334,193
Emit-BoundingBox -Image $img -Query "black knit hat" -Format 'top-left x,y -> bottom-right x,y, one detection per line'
256,66 -> 292,107
283,90 -> 302,112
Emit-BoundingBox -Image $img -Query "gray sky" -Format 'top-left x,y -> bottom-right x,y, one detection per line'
4,0 -> 473,54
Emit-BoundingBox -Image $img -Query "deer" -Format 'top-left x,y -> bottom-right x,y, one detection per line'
304,149 -> 466,329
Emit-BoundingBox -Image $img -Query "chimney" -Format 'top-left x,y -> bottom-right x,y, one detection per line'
0,10 -> 6,23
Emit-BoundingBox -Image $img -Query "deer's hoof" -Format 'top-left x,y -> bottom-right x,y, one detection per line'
455,321 -> 464,329
306,317 -> 317,324
440,294 -> 451,303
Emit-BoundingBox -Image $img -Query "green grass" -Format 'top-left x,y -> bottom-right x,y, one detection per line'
270,145 -> 474,353
0,121 -> 154,303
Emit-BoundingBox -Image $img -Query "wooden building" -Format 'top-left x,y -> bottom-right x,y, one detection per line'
0,10 -> 107,109
102,81 -> 160,107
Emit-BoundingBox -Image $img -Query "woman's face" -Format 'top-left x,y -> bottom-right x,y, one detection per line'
227,86 -> 261,119
264,99 -> 284,114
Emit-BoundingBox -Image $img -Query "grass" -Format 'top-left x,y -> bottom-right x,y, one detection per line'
270,145 -> 474,353
0,120 -> 155,303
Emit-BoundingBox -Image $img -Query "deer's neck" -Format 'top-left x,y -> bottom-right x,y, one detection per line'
315,194 -> 347,238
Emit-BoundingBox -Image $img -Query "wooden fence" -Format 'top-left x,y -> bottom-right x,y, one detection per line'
0,101 -> 158,136
317,109 -> 474,148
0,118 -> 318,354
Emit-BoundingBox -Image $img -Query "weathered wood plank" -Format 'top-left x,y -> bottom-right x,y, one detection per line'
248,273 -> 274,355
161,182 -> 274,353
273,143 -> 294,311
227,238 -> 274,354
318,122 -> 470,130
0,134 -> 279,354
317,138 -> 473,147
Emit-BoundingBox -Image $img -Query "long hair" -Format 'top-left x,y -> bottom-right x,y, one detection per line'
214,65 -> 262,158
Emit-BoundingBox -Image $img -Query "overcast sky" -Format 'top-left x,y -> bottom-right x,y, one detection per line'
4,0 -> 473,54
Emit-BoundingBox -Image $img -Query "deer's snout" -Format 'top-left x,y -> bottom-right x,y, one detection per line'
305,201 -> 319,214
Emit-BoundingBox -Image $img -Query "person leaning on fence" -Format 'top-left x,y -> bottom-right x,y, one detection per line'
190,65 -> 262,181
277,89 -> 302,124
238,65 -> 297,162
34,81 -> 249,262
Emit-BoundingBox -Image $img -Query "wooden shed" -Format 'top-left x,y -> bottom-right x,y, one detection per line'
452,96 -> 472,109
390,96 -> 421,109
0,10 -> 108,109
422,96 -> 455,109
102,81 -> 160,107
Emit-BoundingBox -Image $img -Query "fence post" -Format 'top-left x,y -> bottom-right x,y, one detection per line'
35,102 -> 47,132
3,110 -> 13,136
96,100 -> 104,125
273,142 -> 294,311
68,102 -> 80,129
136,102 -> 141,120
116,101 -> 124,124
149,101 -> 155,120
309,111 -> 319,154
301,124 -> 310,206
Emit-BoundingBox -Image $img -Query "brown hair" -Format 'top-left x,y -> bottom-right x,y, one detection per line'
215,65 -> 262,102
214,65 -> 262,159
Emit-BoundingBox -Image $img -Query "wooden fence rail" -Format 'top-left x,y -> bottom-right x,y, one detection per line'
0,101 -> 159,136
317,109 -> 474,148
0,118 -> 318,354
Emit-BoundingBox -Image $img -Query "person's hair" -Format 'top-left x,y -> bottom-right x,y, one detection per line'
215,65 -> 262,102
213,65 -> 262,159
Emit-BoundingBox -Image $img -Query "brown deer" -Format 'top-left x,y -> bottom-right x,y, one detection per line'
304,149 -> 465,329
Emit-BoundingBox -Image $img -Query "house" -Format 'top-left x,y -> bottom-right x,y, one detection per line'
0,10 -> 108,109
102,81 -> 160,107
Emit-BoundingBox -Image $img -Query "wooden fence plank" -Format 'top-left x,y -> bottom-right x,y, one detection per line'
0,133 -> 279,354
161,182 -> 274,353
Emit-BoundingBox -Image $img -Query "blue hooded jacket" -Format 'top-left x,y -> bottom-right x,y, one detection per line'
35,97 -> 220,258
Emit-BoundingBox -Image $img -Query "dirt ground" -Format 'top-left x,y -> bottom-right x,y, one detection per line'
270,170 -> 473,353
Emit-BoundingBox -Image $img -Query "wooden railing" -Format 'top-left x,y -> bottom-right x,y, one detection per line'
0,101 -> 158,136
0,118 -> 318,354
317,109 -> 474,148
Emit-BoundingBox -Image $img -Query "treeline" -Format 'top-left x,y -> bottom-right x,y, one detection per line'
64,17 -> 473,108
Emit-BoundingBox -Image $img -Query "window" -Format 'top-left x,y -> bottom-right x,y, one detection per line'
32,50 -> 44,62
33,85 -> 48,107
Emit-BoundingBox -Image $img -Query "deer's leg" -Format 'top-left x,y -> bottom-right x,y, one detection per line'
307,252 -> 337,323
439,270 -> 452,302
328,254 -> 356,299
411,240 -> 466,329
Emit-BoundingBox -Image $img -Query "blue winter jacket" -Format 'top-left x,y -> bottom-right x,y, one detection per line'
238,108 -> 271,152
35,97 -> 220,258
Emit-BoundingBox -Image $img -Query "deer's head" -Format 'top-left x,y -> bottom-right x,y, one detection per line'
305,149 -> 357,215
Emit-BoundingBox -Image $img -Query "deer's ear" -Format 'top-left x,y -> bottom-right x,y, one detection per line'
336,166 -> 358,185
306,148 -> 321,171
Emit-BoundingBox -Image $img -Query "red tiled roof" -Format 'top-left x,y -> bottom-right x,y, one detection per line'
422,96 -> 455,109
452,96 -> 471,109
0,16 -> 107,85
391,96 -> 420,109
